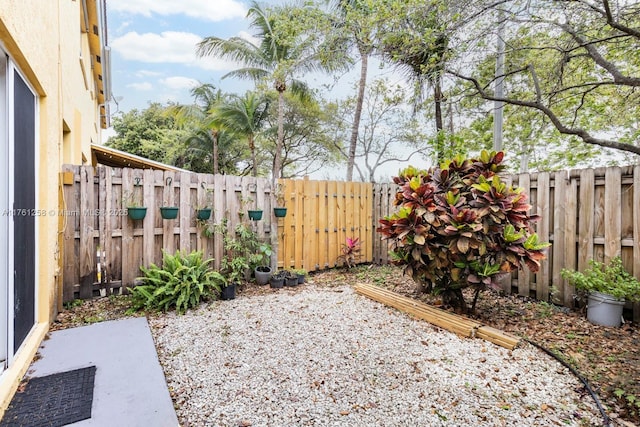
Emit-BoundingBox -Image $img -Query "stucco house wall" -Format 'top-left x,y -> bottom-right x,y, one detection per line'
0,0 -> 109,414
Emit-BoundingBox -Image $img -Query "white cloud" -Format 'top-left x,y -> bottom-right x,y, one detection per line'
136,70 -> 163,78
108,0 -> 247,22
127,82 -> 153,91
111,31 -> 241,71
159,76 -> 200,90
111,31 -> 200,63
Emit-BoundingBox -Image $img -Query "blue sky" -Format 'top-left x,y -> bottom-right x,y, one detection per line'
107,0 -> 264,114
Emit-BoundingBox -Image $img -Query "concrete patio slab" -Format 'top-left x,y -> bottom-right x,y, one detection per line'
27,317 -> 178,427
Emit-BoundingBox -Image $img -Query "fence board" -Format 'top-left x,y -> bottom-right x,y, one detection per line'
327,180 -> 338,268
317,181 -> 329,270
578,169 -> 595,271
604,168 -> 622,262
563,175 -> 578,307
634,166 -> 640,322
552,171 -> 567,304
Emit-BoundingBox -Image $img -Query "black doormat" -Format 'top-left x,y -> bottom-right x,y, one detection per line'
0,366 -> 96,427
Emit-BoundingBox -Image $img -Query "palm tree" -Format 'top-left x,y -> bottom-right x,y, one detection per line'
196,1 -> 340,180
330,0 -> 376,181
215,91 -> 270,177
170,83 -> 244,174
379,3 -> 449,162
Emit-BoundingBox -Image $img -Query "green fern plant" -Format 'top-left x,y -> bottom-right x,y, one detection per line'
129,250 -> 224,314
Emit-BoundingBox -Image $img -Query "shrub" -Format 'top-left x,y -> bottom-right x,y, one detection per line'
337,237 -> 362,268
129,250 -> 224,314
561,257 -> 640,302
377,150 -> 550,312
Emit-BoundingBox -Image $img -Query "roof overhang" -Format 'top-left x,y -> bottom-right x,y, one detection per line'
91,143 -> 188,172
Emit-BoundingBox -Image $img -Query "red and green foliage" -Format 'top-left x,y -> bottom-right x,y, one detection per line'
337,237 -> 362,268
377,151 -> 550,311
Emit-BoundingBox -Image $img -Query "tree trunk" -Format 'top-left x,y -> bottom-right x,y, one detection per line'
273,89 -> 285,181
434,79 -> 444,162
346,50 -> 369,181
211,129 -> 219,175
249,135 -> 257,178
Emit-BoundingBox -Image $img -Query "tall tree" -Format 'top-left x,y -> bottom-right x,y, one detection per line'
378,1 -> 450,161
197,1 -> 343,180
215,91 -> 271,177
329,0 -> 377,181
105,102 -> 189,167
169,84 -> 243,174
330,78 -> 429,182
263,90 -> 342,178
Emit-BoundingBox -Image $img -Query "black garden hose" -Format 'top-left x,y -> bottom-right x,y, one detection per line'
524,338 -> 612,427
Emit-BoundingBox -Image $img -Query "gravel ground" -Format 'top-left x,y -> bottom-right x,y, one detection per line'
149,284 -> 602,427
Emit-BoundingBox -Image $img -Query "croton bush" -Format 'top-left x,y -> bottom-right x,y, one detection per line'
377,151 -> 550,312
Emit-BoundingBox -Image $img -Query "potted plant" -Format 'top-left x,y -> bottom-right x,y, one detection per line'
284,270 -> 298,287
248,209 -> 263,221
253,242 -> 273,286
273,183 -> 287,218
123,191 -> 147,220
196,207 -> 212,220
269,270 -> 285,288
196,188 -> 214,220
562,257 -> 640,327
160,206 -> 179,219
215,219 -> 272,294
294,268 -> 307,284
220,256 -> 248,300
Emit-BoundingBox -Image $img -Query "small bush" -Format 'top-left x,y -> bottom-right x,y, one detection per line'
562,257 -> 640,302
377,150 -> 550,312
129,250 -> 224,314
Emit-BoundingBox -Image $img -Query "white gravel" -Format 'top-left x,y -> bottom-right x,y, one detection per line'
149,284 -> 602,427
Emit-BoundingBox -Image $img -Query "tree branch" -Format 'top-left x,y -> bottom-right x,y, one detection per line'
447,70 -> 640,155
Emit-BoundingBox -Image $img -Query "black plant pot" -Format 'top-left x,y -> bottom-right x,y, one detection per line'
297,274 -> 305,284
255,266 -> 272,286
221,283 -> 236,300
269,275 -> 284,288
285,275 -> 298,287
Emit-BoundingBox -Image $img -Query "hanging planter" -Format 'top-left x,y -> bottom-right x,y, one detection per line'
160,206 -> 179,219
248,209 -> 263,221
127,207 -> 147,221
273,207 -> 287,218
196,208 -> 212,220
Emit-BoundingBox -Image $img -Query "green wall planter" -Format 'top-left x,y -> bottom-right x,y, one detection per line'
248,210 -> 263,221
196,208 -> 212,220
127,207 -> 147,220
160,206 -> 179,219
273,207 -> 287,218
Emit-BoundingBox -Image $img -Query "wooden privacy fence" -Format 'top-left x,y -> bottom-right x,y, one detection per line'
371,165 -> 640,321
62,163 -> 639,320
277,178 -> 373,272
62,165 -> 274,300
61,165 -> 373,301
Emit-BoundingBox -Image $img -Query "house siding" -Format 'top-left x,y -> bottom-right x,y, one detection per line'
0,0 -> 108,415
